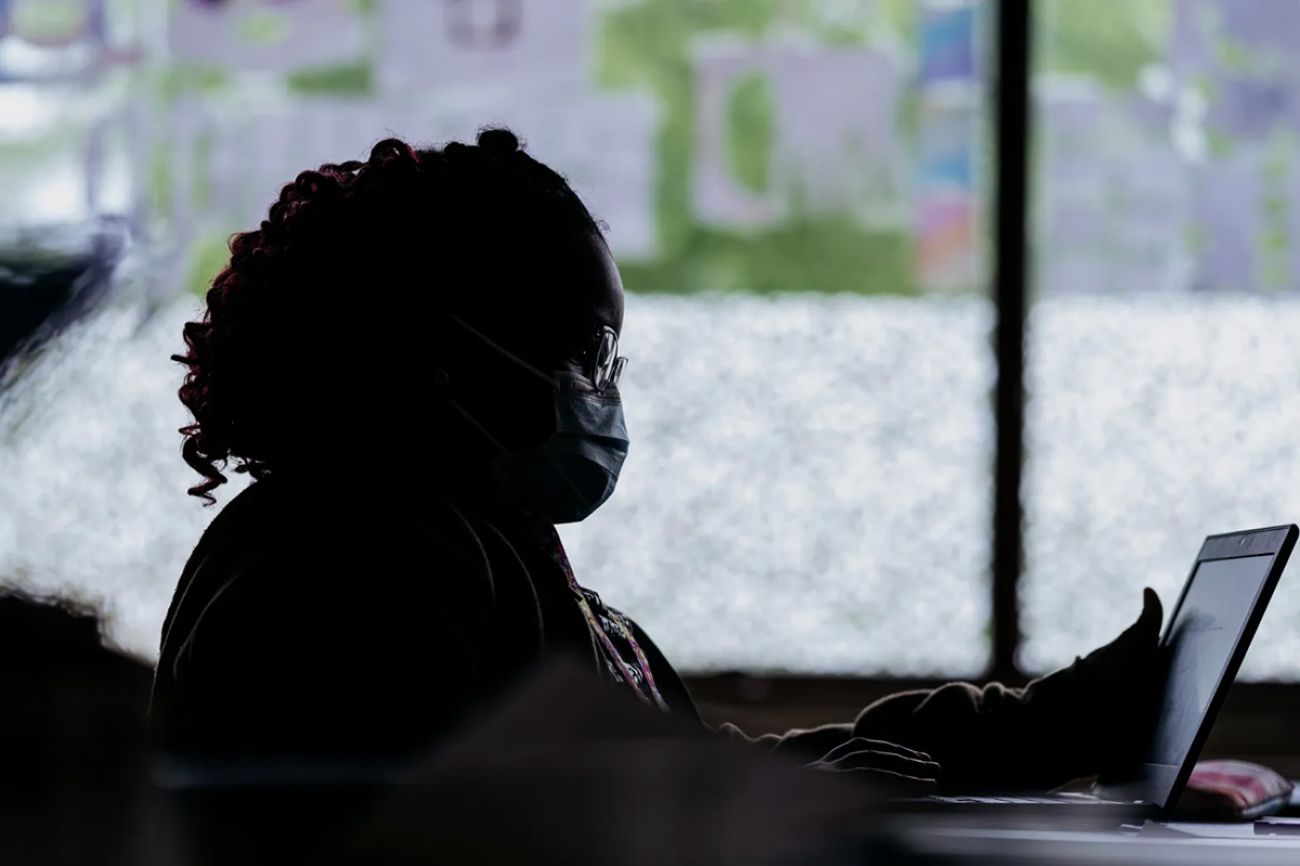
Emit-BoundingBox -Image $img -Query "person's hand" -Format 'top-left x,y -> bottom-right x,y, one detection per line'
1044,587 -> 1165,778
1075,587 -> 1164,683
808,737 -> 940,795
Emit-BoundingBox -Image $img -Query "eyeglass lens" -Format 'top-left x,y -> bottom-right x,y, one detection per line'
592,327 -> 626,391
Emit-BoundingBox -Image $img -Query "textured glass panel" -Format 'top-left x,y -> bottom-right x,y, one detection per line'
564,293 -> 993,675
0,301 -> 247,658
0,292 -> 993,675
1025,0 -> 1300,679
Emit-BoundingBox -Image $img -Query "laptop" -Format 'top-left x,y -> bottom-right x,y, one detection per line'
896,524 -> 1298,821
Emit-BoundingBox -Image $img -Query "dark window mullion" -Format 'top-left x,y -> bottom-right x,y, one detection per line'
990,0 -> 1032,683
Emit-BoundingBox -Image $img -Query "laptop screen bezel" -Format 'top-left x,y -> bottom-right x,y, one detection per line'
1095,524 -> 1297,813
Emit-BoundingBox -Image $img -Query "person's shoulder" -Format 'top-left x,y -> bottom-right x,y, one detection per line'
253,477 -> 500,603
187,475 -> 280,553
199,474 -> 471,549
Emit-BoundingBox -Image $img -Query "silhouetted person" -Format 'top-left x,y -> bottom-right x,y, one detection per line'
0,589 -> 160,864
152,129 -> 1162,795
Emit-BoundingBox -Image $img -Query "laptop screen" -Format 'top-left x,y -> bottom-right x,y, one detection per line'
1128,553 -> 1274,807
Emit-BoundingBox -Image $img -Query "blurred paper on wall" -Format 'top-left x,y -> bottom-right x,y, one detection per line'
168,0 -> 367,74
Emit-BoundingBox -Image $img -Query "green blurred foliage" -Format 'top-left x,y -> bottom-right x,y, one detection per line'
724,73 -> 775,194
147,142 -> 174,223
191,132 -> 215,212
876,0 -> 917,41
618,213 -> 910,295
598,0 -> 918,296
286,61 -> 374,96
156,66 -> 231,102
239,8 -> 290,45
185,231 -> 234,298
1038,0 -> 1171,89
11,0 -> 86,40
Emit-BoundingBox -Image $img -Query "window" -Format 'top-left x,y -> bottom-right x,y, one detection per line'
1025,0 -> 1300,680
0,0 -> 997,675
11,0 -> 1299,691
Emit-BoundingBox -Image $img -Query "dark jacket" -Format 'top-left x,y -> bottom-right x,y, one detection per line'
151,475 -> 1123,790
152,475 -> 702,760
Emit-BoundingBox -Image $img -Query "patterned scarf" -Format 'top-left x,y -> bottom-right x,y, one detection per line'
539,526 -> 669,713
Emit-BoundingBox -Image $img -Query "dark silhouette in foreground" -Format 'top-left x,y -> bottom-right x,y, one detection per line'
0,589 -> 158,865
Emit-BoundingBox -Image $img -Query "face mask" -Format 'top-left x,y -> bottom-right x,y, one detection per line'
443,316 -> 630,524
494,371 -> 629,523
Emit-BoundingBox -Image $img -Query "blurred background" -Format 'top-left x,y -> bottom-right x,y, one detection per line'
3,0 -> 1300,684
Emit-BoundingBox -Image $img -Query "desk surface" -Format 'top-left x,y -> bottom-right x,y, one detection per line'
892,817 -> 1300,864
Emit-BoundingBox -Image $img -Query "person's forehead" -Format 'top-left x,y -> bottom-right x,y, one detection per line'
570,231 -> 624,335
496,230 -> 624,370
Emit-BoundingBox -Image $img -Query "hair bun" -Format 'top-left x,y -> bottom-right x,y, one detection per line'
477,127 -> 522,155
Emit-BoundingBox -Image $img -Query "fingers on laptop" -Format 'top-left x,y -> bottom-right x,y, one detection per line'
819,737 -> 933,764
811,737 -> 941,784
824,750 -> 941,777
855,767 -> 940,795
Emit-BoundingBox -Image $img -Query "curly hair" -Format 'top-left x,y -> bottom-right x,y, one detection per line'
173,129 -> 602,503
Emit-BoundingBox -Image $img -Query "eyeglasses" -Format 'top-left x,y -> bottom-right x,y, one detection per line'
577,326 -> 628,393
448,313 -> 628,393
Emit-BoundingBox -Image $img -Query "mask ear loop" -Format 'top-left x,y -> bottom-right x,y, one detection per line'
429,361 -> 507,455
439,388 -> 510,456
446,314 -> 555,386
440,315 -> 600,514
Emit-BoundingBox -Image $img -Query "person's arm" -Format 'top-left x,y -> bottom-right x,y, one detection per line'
852,589 -> 1164,793
712,721 -> 941,792
712,589 -> 1161,794
714,721 -> 855,761
627,612 -> 935,784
